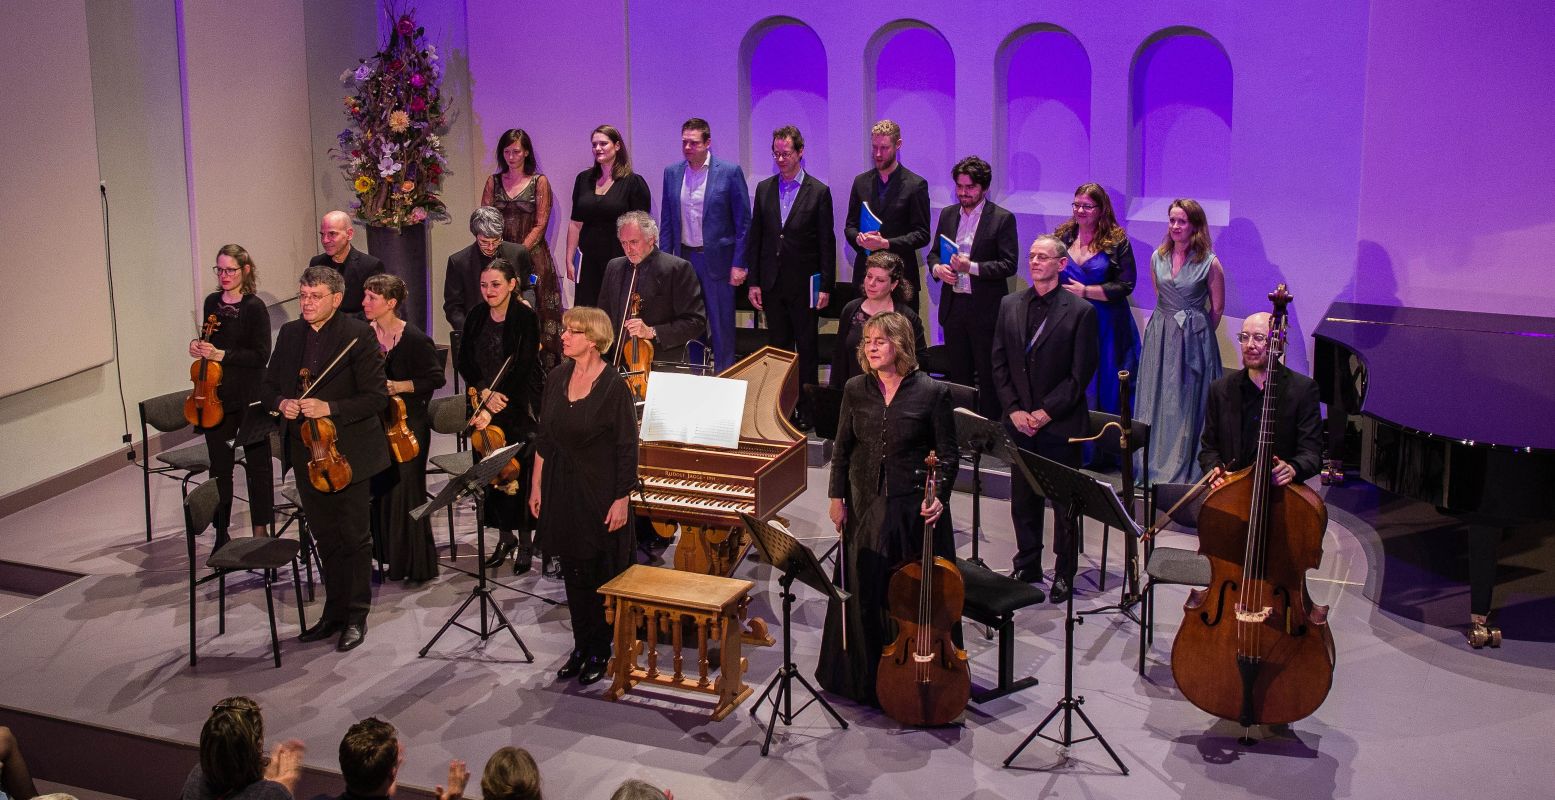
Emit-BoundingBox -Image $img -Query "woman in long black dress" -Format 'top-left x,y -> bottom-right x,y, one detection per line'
190,244 -> 272,547
362,274 -> 446,583
458,259 -> 543,574
829,252 -> 927,390
529,306 -> 637,686
565,124 -> 651,308
817,312 -> 959,706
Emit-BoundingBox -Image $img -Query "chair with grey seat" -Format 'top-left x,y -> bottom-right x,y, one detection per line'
185,479 -> 307,668
1137,481 -> 1212,675
425,393 -> 474,557
139,389 -> 212,542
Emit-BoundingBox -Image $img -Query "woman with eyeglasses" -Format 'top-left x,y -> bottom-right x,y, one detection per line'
1054,183 -> 1142,425
529,307 -> 637,686
179,697 -> 304,800
1135,198 -> 1225,484
459,259 -> 544,575
565,124 -> 652,308
363,273 -> 446,584
483,128 -> 563,368
190,245 -> 273,548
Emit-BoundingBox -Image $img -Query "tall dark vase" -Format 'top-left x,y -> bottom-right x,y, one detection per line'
366,222 -> 431,332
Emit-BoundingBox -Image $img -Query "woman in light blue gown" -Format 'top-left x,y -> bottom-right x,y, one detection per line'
1135,198 -> 1224,485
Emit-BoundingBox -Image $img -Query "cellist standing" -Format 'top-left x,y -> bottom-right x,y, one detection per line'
190,244 -> 273,549
262,265 -> 388,653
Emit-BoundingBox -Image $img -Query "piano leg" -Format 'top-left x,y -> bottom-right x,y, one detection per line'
1466,525 -> 1503,649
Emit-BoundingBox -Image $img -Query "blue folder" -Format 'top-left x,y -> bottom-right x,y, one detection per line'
859,202 -> 883,237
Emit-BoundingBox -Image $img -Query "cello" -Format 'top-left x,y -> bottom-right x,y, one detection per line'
876,451 -> 971,726
1170,284 -> 1335,730
184,314 -> 225,428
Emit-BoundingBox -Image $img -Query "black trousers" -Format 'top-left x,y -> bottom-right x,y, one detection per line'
941,296 -> 1001,420
763,288 -> 818,392
1007,429 -> 1082,580
296,477 -> 373,625
203,409 -> 273,535
561,533 -> 632,658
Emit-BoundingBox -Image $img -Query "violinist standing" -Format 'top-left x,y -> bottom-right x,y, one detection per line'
457,259 -> 543,575
262,265 -> 389,652
363,274 -> 446,584
191,244 -> 273,548
817,312 -> 959,706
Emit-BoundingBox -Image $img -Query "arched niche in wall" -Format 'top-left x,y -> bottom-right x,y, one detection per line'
865,21 -> 954,206
994,24 -> 1091,217
740,18 -> 829,186
1127,27 -> 1232,226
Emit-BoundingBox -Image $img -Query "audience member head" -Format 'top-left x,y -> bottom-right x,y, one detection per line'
862,251 -> 913,304
215,243 -> 258,295
497,128 -> 537,176
1056,182 -> 1126,251
339,717 -> 400,796
479,746 -> 543,800
561,306 -> 613,357
609,778 -> 669,800
319,210 -> 355,260
591,124 -> 631,180
616,210 -> 659,264
198,697 -> 266,797
362,273 -> 408,322
857,311 -> 918,378
1158,197 -> 1212,261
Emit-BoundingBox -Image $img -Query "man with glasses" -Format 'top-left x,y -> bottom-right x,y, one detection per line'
1199,312 -> 1323,489
262,265 -> 389,652
745,124 -> 835,429
444,206 -> 533,333
990,235 -> 1099,602
310,210 -> 385,318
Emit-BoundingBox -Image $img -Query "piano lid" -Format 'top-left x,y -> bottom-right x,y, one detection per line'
1313,302 -> 1555,451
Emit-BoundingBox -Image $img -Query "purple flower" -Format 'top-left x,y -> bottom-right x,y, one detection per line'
410,73 -> 426,88
387,59 -> 403,74
353,63 -> 372,82
397,16 -> 415,36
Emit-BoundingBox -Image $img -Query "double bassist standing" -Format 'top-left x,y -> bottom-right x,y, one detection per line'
262,265 -> 389,652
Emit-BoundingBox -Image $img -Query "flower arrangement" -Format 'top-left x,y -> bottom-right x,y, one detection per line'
334,7 -> 449,229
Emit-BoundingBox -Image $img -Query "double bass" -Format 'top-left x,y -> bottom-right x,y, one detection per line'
184,314 -> 225,428
876,451 -> 971,726
1170,284 -> 1336,729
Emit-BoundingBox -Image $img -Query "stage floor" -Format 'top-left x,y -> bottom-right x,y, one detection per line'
2,451 -> 1554,799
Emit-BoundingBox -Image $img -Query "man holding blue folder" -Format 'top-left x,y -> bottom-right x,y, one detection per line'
844,120 -> 931,295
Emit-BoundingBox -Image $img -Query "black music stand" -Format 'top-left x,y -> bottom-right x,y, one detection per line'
952,408 -> 1019,569
1079,370 -> 1144,624
1003,448 -> 1132,775
739,513 -> 850,757
412,442 -> 534,661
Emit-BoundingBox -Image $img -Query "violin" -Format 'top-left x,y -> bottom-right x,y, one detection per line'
382,395 -> 420,463
617,290 -> 653,402
184,314 -> 225,428
466,365 -> 522,489
876,451 -> 971,726
297,368 -> 352,493
1170,284 -> 1335,729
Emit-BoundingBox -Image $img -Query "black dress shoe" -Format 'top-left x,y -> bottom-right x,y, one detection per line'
541,556 -> 561,578
484,537 -> 517,569
1048,576 -> 1072,604
1012,567 -> 1045,585
336,622 -> 367,652
513,547 -> 533,576
577,655 -> 610,685
556,650 -> 587,680
297,619 -> 344,643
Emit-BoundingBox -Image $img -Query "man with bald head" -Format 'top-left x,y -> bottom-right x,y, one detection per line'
310,210 -> 386,318
1198,312 -> 1323,488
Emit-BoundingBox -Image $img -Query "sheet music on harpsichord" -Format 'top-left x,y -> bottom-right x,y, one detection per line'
640,371 -> 748,450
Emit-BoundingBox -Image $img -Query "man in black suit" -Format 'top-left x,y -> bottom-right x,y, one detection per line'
745,124 -> 836,426
262,265 -> 389,651
991,235 -> 1099,602
843,119 -> 931,295
926,155 -> 1020,420
1199,312 -> 1323,488
310,210 -> 385,318
599,210 -> 707,366
443,206 -> 533,333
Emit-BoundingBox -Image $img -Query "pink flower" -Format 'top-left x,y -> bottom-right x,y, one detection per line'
397,16 -> 415,36
387,59 -> 403,74
410,73 -> 426,89
409,96 -> 427,113
409,207 -> 428,223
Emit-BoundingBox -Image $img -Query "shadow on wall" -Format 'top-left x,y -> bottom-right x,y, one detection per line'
1217,216 -> 1306,369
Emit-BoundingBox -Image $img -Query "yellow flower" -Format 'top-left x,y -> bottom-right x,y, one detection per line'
399,180 -> 415,193
388,110 -> 411,133
354,176 -> 375,194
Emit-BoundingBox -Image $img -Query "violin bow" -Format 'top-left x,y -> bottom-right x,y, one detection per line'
612,266 -> 642,370
270,338 -> 357,417
463,353 -> 515,435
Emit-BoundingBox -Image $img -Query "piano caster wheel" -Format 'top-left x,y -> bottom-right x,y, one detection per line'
1320,460 -> 1345,486
1467,616 -> 1502,649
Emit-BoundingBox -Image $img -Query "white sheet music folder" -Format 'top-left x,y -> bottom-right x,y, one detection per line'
640,371 -> 748,450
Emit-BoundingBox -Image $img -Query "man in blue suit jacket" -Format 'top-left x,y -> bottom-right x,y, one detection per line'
660,118 -> 751,372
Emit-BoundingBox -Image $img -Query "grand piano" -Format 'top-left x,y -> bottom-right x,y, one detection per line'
1313,302 -> 1555,646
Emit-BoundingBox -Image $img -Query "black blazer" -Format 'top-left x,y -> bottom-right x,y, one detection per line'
201,292 -> 272,413
308,246 -> 385,317
1199,365 -> 1323,483
843,166 -> 931,291
829,369 -> 959,502
443,240 -> 531,333
458,300 -> 542,435
598,248 -> 707,364
989,286 -> 1100,443
744,172 -> 836,296
261,312 -> 390,485
925,201 -> 1020,328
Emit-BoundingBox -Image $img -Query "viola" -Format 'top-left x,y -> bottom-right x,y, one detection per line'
876,451 -> 971,726
184,314 -> 225,428
297,368 -> 352,493
467,386 -> 522,487
382,395 -> 420,463
1170,284 -> 1335,729
617,290 -> 653,402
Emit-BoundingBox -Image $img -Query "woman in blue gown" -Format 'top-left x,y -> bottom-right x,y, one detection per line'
1055,183 -> 1141,419
1135,198 -> 1225,485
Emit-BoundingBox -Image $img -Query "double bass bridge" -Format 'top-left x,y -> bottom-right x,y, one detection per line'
1234,604 -> 1274,624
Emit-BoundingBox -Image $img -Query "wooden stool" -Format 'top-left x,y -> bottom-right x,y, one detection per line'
599,564 -> 755,721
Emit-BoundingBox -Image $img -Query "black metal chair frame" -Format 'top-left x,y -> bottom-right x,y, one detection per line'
1078,410 -> 1152,591
1136,481 -> 1212,674
138,389 -> 212,542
